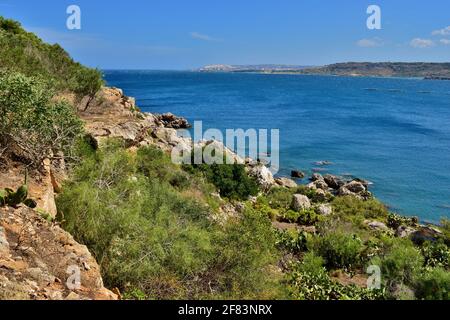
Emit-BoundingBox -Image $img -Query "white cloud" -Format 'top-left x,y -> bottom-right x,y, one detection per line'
189,32 -> 222,42
432,26 -> 450,36
440,39 -> 450,45
410,38 -> 435,48
356,37 -> 383,47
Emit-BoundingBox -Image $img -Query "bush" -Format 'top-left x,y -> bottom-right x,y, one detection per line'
184,161 -> 259,201
57,142 -> 281,299
421,241 -> 450,268
281,209 -> 319,226
0,72 -> 84,166
296,185 -> 333,203
312,232 -> 365,270
266,188 -> 294,209
371,239 -> 424,288
415,268 -> 450,300
287,252 -> 384,300
0,17 -> 104,97
276,229 -> 309,253
332,196 -> 389,220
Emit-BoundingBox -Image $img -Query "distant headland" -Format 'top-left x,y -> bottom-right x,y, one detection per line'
199,62 -> 450,79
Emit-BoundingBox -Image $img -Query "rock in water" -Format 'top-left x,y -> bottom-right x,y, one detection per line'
291,170 -> 305,179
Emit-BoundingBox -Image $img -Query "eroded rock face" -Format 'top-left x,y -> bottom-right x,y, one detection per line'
0,206 -> 117,300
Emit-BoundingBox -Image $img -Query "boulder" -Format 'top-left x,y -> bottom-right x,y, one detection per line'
291,194 -> 311,211
396,226 -> 416,238
155,113 -> 191,129
249,165 -> 275,191
310,173 -> 324,182
345,181 -> 367,193
275,177 -> 298,189
411,226 -> 443,244
316,204 -> 332,216
291,170 -> 305,179
323,174 -> 344,190
366,220 -> 389,232
314,189 -> 330,202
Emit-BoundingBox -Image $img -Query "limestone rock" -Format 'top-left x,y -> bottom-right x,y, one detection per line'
249,165 -> 275,191
0,206 -> 117,300
316,204 -> 332,216
291,194 -> 311,211
275,177 -> 298,189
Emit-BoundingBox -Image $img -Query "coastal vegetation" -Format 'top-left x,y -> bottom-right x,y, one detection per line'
0,16 -> 449,300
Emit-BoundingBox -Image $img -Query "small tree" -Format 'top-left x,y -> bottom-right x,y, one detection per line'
0,72 -> 84,167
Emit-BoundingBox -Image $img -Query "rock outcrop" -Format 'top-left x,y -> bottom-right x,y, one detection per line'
291,194 -> 311,211
0,206 -> 116,300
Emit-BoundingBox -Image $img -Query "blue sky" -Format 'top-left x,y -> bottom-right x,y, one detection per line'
1,0 -> 449,69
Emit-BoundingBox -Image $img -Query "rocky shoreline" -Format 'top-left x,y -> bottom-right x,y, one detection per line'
1,85 -> 445,300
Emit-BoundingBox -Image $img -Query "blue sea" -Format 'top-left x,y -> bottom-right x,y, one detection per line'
104,70 -> 450,223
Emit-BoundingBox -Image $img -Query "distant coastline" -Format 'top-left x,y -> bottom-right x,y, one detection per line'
199,62 -> 450,79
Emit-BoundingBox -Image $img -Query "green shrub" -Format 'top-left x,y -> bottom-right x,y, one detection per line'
312,232 -> 365,270
287,252 -> 383,300
183,161 -> 259,201
421,241 -> 450,268
441,219 -> 450,246
276,229 -> 309,253
387,213 -> 418,229
0,17 -> 103,97
57,142 -> 280,299
266,188 -> 294,209
371,239 -> 424,287
0,72 -> 84,167
295,185 -> 334,203
415,268 -> 450,300
332,196 -> 389,220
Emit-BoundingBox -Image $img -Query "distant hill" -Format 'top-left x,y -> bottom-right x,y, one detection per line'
299,62 -> 450,78
199,64 -> 311,73
199,62 -> 450,78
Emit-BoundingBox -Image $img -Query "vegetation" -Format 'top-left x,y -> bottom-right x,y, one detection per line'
1,16 -> 449,301
0,16 -> 103,98
57,142 -> 281,299
183,156 -> 259,201
0,72 -> 84,167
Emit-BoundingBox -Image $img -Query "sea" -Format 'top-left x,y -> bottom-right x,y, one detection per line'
104,70 -> 450,223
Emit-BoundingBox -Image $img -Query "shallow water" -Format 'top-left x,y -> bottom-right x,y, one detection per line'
104,70 -> 450,222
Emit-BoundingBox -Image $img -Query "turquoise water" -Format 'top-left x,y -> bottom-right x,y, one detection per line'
104,70 -> 450,222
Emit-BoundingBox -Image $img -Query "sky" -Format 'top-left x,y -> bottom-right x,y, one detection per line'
0,0 -> 449,69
